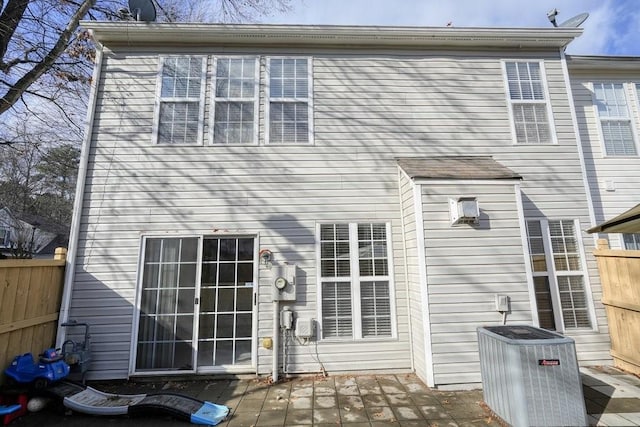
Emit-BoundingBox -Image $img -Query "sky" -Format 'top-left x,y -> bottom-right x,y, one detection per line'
262,0 -> 640,56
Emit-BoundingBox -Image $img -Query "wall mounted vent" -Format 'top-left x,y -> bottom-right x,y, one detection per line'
449,197 -> 479,225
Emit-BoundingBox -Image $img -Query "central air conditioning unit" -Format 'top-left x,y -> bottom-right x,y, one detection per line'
477,325 -> 587,427
449,196 -> 479,225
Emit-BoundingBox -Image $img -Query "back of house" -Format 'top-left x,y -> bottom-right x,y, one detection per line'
58,21 -> 614,387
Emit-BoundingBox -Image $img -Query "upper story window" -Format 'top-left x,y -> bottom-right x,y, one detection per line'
504,61 -> 554,144
318,223 -> 394,340
526,219 -> 593,331
212,57 -> 259,144
155,56 -> 206,145
267,57 -> 313,144
593,83 -> 637,156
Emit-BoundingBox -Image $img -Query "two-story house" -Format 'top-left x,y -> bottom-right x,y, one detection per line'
57,22 -> 615,388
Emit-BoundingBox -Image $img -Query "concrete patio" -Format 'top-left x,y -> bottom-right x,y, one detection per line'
7,366 -> 640,426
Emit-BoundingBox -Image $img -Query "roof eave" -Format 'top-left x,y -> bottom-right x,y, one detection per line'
80,21 -> 581,49
567,55 -> 640,72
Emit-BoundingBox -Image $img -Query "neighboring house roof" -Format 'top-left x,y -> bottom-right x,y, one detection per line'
0,207 -> 70,255
588,203 -> 640,234
397,156 -> 522,180
81,22 -> 581,50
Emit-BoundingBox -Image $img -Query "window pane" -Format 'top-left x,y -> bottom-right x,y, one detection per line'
623,234 -> 640,250
601,121 -> 637,156
533,276 -> 555,330
511,104 -> 550,144
214,58 -> 256,144
269,58 -> 309,144
361,281 -> 392,337
558,276 -> 591,328
321,282 -> 353,338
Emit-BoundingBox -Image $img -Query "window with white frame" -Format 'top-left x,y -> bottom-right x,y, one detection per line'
526,219 -> 592,331
319,223 -> 393,340
212,57 -> 258,144
593,83 -> 637,156
0,226 -> 10,247
268,58 -> 311,144
155,56 -> 205,145
623,234 -> 640,250
504,61 -> 553,144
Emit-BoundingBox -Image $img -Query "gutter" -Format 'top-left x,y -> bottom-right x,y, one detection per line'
56,43 -> 104,348
79,21 -> 581,50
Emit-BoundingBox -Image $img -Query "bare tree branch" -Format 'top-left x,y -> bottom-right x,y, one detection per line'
0,0 -> 96,116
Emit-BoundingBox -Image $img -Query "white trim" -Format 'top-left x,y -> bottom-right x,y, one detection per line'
412,178 -> 521,185
316,222 -> 397,341
559,50 -> 597,241
515,184 -> 539,326
265,56 -> 313,145
501,59 -> 558,145
526,218 -> 597,333
130,233 -> 259,376
56,45 -> 104,349
412,183 -> 434,387
153,55 -> 207,146
397,170 -> 415,372
208,56 -> 260,146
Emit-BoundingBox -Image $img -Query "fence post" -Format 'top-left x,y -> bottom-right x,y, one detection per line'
54,247 -> 67,261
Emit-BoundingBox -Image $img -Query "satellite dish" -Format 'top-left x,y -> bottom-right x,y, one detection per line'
128,0 -> 156,22
559,12 -> 589,28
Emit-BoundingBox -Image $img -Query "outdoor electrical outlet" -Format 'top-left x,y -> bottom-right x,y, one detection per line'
495,294 -> 509,312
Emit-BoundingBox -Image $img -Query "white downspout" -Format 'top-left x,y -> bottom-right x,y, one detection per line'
56,40 -> 104,348
272,300 -> 279,382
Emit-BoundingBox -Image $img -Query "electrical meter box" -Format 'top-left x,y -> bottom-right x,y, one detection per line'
272,264 -> 296,301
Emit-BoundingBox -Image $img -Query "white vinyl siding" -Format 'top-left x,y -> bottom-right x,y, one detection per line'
267,57 -> 312,144
526,219 -> 593,331
155,56 -> 206,145
623,233 -> 640,250
319,223 -> 393,340
593,82 -> 637,156
211,57 -> 258,144
504,61 -> 553,144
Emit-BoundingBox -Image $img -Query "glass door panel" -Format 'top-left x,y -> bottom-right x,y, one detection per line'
136,237 -> 198,371
198,237 -> 254,368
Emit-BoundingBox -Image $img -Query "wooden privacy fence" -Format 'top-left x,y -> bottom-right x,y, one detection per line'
593,239 -> 640,376
0,249 -> 66,385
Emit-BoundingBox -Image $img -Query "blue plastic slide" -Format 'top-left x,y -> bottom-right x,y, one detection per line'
44,380 -> 229,425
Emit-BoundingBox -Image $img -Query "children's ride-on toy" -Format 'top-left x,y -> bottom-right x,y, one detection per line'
4,348 -> 70,389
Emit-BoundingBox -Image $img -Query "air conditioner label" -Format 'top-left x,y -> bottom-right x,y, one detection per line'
538,359 -> 560,366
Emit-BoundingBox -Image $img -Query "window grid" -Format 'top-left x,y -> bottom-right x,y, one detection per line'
526,219 -> 592,331
319,223 -> 393,340
268,58 -> 311,144
157,57 -> 204,145
593,82 -> 637,156
505,61 -> 552,144
212,58 -> 257,144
